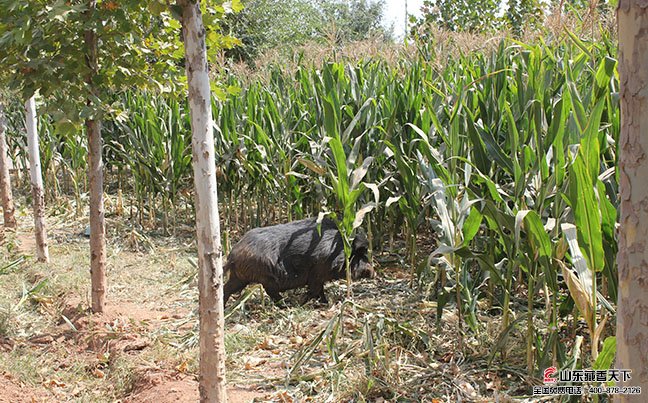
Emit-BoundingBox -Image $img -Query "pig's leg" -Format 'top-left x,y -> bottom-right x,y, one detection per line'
224,273 -> 248,304
306,282 -> 327,304
262,285 -> 283,303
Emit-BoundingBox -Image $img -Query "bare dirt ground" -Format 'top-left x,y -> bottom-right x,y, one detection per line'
0,373 -> 49,403
0,205 -> 538,402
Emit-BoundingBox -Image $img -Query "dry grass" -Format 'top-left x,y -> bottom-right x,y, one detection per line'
225,35 -> 415,86
0,204 -> 199,401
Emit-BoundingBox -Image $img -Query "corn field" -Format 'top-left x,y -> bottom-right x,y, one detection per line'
2,30 -> 619,376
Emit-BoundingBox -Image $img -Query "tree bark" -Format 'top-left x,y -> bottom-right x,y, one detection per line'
85,0 -> 106,313
24,96 -> 49,263
179,1 -> 227,402
87,117 -> 106,313
0,103 -> 16,229
616,1 -> 648,401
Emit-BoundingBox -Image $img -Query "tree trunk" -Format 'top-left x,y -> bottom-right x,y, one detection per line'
87,118 -> 106,313
85,0 -> 106,313
179,1 -> 227,402
0,103 -> 16,229
616,1 -> 648,400
24,96 -> 49,263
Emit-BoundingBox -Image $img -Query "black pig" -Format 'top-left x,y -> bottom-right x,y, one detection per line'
223,217 -> 373,305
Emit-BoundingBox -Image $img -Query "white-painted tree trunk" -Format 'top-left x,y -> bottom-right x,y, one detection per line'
24,96 -> 49,263
0,102 -> 17,229
178,1 -> 227,401
616,1 -> 648,401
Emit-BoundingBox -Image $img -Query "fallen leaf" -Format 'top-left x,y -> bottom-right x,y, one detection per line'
123,340 -> 150,352
44,379 -> 66,388
258,337 -> 279,350
273,391 -> 293,403
456,379 -> 477,397
244,356 -> 266,370
269,361 -> 287,369
176,361 -> 188,373
30,335 -> 54,344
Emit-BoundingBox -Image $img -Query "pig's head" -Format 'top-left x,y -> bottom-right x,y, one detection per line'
350,232 -> 374,280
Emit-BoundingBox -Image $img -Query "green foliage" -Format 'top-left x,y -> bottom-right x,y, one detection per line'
0,1 -> 172,106
412,0 -> 551,37
318,0 -> 392,42
415,0 -> 503,33
593,336 -> 616,371
222,0 -> 322,62
506,0 -> 544,37
223,0 -> 392,64
104,92 -> 192,229
554,0 -> 615,12
207,35 -> 617,370
0,0 -> 239,122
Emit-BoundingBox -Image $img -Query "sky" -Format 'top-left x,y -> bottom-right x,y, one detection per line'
382,0 -> 424,39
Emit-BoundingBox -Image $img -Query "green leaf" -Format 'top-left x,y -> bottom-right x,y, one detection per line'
593,336 -> 616,371
480,127 -> 514,174
328,136 -> 349,206
322,95 -> 339,138
595,57 -> 617,90
462,206 -> 482,246
211,83 -> 227,100
229,0 -> 244,13
580,98 -> 605,180
342,97 -> 373,144
596,179 -> 616,240
465,116 -> 490,174
567,155 -> 604,272
516,209 -> 553,285
148,1 -> 167,15
226,85 -> 241,96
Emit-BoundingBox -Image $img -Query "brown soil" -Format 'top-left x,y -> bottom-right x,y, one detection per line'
126,377 -> 268,403
125,375 -> 198,402
14,231 -> 36,255
1,295 -> 272,402
0,373 -> 49,403
2,349 -> 267,403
